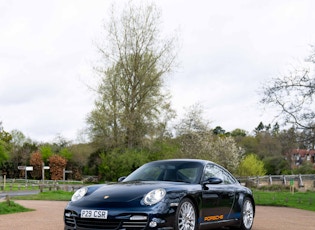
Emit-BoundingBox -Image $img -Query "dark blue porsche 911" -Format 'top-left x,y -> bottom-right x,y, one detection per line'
64,159 -> 255,230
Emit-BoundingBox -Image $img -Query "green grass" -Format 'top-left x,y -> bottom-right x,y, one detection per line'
253,190 -> 315,211
0,200 -> 34,215
12,190 -> 73,201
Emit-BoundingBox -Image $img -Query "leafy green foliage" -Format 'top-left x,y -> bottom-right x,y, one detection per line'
237,154 -> 266,176
146,139 -> 179,161
98,140 -> 179,182
59,148 -> 73,161
40,145 -> 53,163
99,149 -> 148,181
0,122 -> 12,143
0,123 -> 11,165
263,155 -> 290,175
0,140 -> 9,164
231,128 -> 247,137
292,162 -> 315,174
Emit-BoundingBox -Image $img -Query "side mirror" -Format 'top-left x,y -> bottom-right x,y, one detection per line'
203,177 -> 223,185
118,176 -> 126,182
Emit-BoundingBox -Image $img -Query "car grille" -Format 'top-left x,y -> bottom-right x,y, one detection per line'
65,216 -> 148,229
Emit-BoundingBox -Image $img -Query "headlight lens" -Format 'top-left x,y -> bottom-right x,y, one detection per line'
71,187 -> 88,202
143,188 -> 166,205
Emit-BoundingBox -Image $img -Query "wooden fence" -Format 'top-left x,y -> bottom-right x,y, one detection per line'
0,178 -> 83,192
1,175 -> 315,192
238,174 -> 315,191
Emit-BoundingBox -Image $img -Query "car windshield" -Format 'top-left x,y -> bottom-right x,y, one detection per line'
123,161 -> 204,184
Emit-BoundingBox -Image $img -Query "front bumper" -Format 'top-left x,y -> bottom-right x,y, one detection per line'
64,204 -> 176,230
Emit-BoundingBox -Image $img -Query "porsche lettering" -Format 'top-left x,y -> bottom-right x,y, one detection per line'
204,215 -> 224,221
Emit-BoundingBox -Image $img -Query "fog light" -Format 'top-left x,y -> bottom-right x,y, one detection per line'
130,215 -> 147,220
149,221 -> 157,228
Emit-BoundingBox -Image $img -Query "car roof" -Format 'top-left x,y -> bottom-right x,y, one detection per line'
147,159 -> 214,166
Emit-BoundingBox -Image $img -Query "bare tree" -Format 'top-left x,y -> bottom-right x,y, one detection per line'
88,1 -> 177,149
261,47 -> 315,145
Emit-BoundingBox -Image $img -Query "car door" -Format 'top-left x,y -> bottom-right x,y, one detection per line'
200,163 -> 236,224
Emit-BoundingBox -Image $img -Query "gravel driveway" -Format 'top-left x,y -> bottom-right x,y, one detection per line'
0,200 -> 67,230
0,200 -> 315,229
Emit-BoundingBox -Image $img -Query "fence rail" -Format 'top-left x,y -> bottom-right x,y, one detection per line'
237,174 -> 315,190
0,178 -> 83,192
1,174 -> 315,192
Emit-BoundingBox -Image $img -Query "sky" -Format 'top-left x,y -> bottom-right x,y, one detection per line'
1,0 -> 315,143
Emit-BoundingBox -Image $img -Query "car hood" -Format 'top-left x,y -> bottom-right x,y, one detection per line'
90,182 -> 167,201
70,181 -> 198,208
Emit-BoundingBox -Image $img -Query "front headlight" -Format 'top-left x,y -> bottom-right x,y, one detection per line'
143,188 -> 166,205
71,187 -> 88,202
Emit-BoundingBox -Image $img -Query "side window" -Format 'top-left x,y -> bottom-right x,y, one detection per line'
203,164 -> 220,180
203,164 -> 236,184
222,170 -> 237,184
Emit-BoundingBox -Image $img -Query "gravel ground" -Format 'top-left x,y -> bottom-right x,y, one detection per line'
0,200 -> 315,229
0,200 -> 67,230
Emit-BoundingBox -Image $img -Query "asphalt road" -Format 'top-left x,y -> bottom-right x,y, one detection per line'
0,190 -> 39,199
0,200 -> 315,229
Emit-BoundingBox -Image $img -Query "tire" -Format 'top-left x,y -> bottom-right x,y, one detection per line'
175,198 -> 197,230
239,198 -> 254,230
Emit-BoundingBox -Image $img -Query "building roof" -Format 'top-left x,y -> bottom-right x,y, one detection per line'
291,149 -> 315,157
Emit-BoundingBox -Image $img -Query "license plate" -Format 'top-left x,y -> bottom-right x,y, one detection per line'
81,209 -> 108,219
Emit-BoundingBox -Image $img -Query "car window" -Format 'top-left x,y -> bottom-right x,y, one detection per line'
203,163 -> 237,184
177,167 -> 200,183
177,162 -> 203,183
124,161 -> 203,183
141,166 -> 164,180
124,165 -> 164,181
161,162 -> 203,183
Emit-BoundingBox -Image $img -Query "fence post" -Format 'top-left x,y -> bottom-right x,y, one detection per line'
298,174 -> 304,188
39,184 -> 43,193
